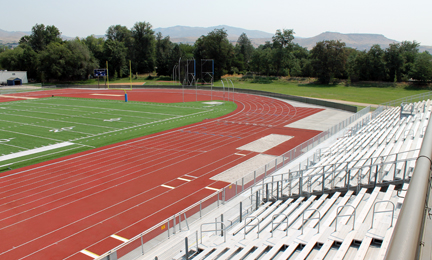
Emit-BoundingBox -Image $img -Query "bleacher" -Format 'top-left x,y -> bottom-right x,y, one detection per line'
130,98 -> 431,260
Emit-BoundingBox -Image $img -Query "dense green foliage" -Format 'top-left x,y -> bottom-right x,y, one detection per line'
1,22 -> 431,84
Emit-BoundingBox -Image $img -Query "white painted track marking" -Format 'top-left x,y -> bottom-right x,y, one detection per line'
161,184 -> 175,189
177,177 -> 191,182
205,186 -> 220,191
80,249 -> 99,258
110,234 -> 129,242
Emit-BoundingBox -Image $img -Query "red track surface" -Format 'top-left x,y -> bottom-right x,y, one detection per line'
0,88 -> 323,259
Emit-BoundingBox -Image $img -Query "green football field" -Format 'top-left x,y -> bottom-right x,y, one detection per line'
0,97 -> 236,170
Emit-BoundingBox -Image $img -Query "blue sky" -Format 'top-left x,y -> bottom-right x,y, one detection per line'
3,0 -> 432,45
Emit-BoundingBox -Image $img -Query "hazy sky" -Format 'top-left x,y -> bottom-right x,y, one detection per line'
2,0 -> 431,45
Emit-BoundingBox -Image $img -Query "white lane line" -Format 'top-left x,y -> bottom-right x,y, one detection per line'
177,177 -> 191,182
184,174 -> 197,179
234,152 -> 247,156
161,184 -> 175,189
110,234 -> 129,242
205,186 -> 220,191
90,94 -> 123,97
80,249 -> 99,258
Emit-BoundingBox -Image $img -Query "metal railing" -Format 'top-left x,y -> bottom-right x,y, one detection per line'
385,103 -> 432,259
381,91 -> 432,108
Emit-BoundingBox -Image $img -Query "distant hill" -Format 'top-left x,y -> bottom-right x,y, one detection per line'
154,27 -> 432,52
293,32 -> 398,50
1,26 -> 431,53
0,29 -> 73,44
154,25 -> 274,40
0,29 -> 30,44
293,32 -> 432,53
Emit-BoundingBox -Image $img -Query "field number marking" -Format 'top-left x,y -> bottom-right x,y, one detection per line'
104,118 -> 121,122
49,126 -> 75,133
0,138 -> 15,143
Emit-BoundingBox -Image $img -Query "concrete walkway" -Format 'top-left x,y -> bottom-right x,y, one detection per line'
313,98 -> 380,108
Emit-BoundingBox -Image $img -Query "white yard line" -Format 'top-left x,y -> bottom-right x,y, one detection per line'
0,119 -> 96,135
0,129 -> 64,142
0,143 -> 28,150
27,101 -> 188,116
0,142 -> 75,162
0,112 -> 120,130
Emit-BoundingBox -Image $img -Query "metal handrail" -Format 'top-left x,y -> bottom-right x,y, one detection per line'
244,216 -> 260,239
271,214 -> 289,237
335,205 -> 356,231
200,222 -> 226,243
385,108 -> 432,259
371,200 -> 395,229
302,209 -> 321,235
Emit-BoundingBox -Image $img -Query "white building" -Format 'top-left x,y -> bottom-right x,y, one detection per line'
0,71 -> 28,85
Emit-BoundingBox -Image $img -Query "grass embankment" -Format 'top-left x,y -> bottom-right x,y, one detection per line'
215,77 -> 431,105
37,74 -> 431,105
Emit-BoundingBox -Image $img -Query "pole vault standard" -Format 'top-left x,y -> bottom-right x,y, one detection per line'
221,80 -> 225,101
179,57 -> 184,103
229,79 -> 235,102
226,79 -> 230,101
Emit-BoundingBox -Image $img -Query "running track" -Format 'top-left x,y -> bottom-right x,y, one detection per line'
0,88 -> 323,259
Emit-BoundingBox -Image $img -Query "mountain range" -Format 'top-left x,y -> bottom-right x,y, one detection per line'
1,25 -> 431,53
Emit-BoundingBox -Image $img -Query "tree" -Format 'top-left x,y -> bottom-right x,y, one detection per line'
82,35 -> 105,68
310,40 -> 347,84
131,21 -> 156,73
38,42 -> 73,80
234,33 -> 254,72
106,25 -> 131,42
250,44 -> 273,75
194,28 -> 233,80
409,51 -> 432,82
64,39 -> 99,79
272,29 -> 295,48
155,32 -> 173,76
384,43 -> 404,82
103,39 -> 127,78
19,24 -> 62,52
271,29 -> 295,76
0,44 -> 8,53
0,47 -> 25,71
367,45 -> 386,81
400,41 -> 420,80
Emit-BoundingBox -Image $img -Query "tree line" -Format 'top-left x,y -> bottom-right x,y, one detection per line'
0,22 -> 431,84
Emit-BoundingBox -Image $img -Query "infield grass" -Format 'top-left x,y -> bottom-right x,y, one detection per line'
0,97 -> 236,170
